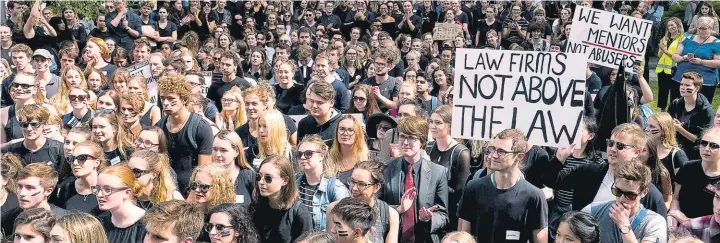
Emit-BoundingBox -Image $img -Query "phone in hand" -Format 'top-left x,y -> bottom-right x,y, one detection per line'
687,53 -> 694,59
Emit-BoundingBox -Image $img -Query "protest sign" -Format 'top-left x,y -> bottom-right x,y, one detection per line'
433,23 -> 462,41
451,48 -> 586,147
566,6 -> 653,70
127,61 -> 151,78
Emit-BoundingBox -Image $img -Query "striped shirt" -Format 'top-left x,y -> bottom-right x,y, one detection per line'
555,155 -> 597,208
298,178 -> 319,211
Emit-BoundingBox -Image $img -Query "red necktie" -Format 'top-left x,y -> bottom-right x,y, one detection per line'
401,164 -> 415,242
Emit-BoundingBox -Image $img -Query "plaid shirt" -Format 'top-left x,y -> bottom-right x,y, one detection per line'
680,215 -> 720,242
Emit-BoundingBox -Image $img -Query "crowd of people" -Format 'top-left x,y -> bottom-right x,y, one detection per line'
0,0 -> 719,243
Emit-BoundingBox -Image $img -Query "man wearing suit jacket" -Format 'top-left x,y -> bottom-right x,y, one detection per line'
458,128 -> 548,243
379,116 -> 449,243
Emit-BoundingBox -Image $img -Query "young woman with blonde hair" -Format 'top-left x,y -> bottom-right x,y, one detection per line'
186,164 -> 236,213
51,212 -> 109,243
91,111 -> 134,164
51,141 -> 106,215
215,87 -> 247,130
645,112 -> 690,185
327,115 -> 369,187
128,149 -> 183,210
212,130 -> 256,207
126,75 -> 162,126
253,109 -> 294,168
94,165 -> 146,243
51,65 -> 97,114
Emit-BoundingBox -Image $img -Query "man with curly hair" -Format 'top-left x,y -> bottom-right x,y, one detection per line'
157,74 -> 213,196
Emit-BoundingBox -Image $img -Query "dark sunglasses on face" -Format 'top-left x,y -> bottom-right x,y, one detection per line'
66,154 -> 96,165
606,139 -> 632,150
69,95 -> 87,102
700,140 -> 720,150
204,223 -> 233,233
377,124 -> 392,132
10,83 -> 34,89
611,183 -> 641,200
353,96 -> 366,102
188,182 -> 212,193
296,150 -> 321,159
19,121 -> 44,128
256,174 -> 279,184
130,168 -> 152,178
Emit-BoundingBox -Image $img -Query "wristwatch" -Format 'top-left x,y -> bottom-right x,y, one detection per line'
620,225 -> 631,234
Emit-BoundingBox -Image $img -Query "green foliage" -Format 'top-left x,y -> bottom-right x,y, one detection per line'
46,1 -> 104,21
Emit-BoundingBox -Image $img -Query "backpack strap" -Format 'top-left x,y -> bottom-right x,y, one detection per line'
425,140 -> 436,155
185,113 -> 202,150
631,208 -> 648,230
671,147 -> 679,175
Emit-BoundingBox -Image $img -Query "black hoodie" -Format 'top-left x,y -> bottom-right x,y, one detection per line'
667,93 -> 716,160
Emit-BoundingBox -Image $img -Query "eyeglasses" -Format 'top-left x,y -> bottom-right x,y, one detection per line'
66,154 -> 96,165
10,83 -> 34,89
91,185 -> 129,195
135,139 -> 159,148
204,223 -> 234,233
296,150 -> 321,159
256,174 -> 280,184
221,98 -> 237,103
19,121 -> 44,128
188,182 -> 212,194
700,140 -> 720,150
374,62 -> 387,68
606,139 -> 633,151
348,178 -> 375,190
130,167 -> 152,178
611,183 -> 641,200
353,96 -> 367,102
338,127 -> 355,135
482,147 -> 517,157
398,134 -> 419,143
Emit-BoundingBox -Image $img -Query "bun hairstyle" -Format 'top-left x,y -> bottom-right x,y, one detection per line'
100,165 -> 142,199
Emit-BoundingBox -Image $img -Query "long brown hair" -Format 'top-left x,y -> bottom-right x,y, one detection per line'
346,84 -> 381,121
253,155 -> 298,210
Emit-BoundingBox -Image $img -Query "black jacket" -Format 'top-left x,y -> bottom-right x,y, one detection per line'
667,93 -> 716,160
543,158 -> 668,218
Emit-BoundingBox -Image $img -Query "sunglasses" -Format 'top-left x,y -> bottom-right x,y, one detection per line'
377,124 -> 392,132
66,154 -> 96,165
188,182 -> 212,193
10,83 -> 34,89
700,140 -> 720,150
352,96 -> 366,102
19,121 -> 44,128
611,183 -> 641,200
69,95 -> 88,102
204,223 -> 234,233
130,168 -> 152,178
606,139 -> 632,150
256,174 -> 280,184
296,150 -> 321,159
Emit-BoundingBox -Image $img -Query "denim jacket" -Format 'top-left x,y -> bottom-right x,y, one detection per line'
295,174 -> 350,231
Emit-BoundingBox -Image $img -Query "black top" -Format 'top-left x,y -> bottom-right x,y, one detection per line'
105,147 -> 133,165
475,18 -> 503,46
362,76 -> 400,112
89,28 -> 111,40
234,168 -> 256,208
159,113 -> 214,194
458,177 -> 548,243
1,194 -> 20,237
155,21 -> 178,40
207,76 -> 254,112
4,105 -> 23,141
660,148 -> 690,186
140,108 -> 153,127
99,212 -> 147,243
251,199 -> 314,243
296,110 -> 342,147
2,139 -> 64,167
667,94 -> 716,160
521,145 -> 550,189
51,177 -> 101,215
676,160 -> 720,218
62,109 -> 94,130
274,83 -> 305,114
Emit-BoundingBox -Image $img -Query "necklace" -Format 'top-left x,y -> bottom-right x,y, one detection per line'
82,194 -> 90,202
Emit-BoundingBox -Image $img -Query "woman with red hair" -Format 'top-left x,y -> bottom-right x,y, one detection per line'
85,37 -> 118,82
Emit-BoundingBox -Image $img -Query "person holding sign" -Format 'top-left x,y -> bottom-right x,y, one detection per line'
458,129 -> 547,243
671,16 -> 720,103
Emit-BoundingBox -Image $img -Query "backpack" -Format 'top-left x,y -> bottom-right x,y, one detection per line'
156,113 -> 204,150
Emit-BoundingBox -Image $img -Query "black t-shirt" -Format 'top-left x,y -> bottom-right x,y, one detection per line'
235,168 -> 256,208
676,160 -> 720,218
98,211 -> 147,243
586,72 -> 602,95
296,111 -> 341,146
1,194 -> 20,237
89,29 -> 111,40
159,113 -> 214,194
522,145 -> 550,189
274,83 -> 305,114
661,148 -> 690,186
207,76 -> 254,111
362,76 -> 400,112
251,200 -> 314,243
155,21 -> 178,39
51,177 -> 100,215
0,43 -> 15,65
476,19 -> 503,46
458,177 -> 548,243
2,139 -> 64,167
105,147 -> 132,165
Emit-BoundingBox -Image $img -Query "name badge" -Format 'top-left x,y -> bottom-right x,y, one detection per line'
110,156 -> 121,165
235,195 -> 244,204
506,230 -> 520,240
